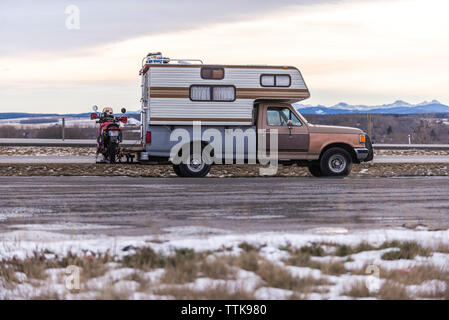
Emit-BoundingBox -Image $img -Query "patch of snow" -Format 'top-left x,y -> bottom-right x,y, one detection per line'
255,287 -> 292,299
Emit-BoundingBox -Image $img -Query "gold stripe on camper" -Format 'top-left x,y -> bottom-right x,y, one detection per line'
237,88 -> 309,99
150,87 -> 190,98
149,87 -> 309,99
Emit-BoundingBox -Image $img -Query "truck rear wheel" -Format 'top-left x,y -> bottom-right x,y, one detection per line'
173,144 -> 212,177
177,153 -> 211,177
172,164 -> 184,177
320,147 -> 352,177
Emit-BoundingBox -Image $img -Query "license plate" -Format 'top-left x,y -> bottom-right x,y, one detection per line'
109,131 -> 119,137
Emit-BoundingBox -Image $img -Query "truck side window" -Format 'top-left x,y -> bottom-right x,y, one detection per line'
267,107 -> 302,126
282,108 -> 302,126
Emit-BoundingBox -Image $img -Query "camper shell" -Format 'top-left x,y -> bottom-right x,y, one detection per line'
136,53 -> 373,177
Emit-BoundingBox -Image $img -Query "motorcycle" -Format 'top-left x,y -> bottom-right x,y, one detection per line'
90,106 -> 128,163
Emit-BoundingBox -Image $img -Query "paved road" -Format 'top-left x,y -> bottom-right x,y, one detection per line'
0,176 -> 448,236
0,155 -> 448,164
1,139 -> 448,150
374,155 -> 449,163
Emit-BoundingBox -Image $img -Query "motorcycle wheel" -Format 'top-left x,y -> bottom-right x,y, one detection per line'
108,141 -> 117,164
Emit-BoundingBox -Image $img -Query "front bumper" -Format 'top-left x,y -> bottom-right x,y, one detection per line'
354,148 -> 370,161
355,135 -> 374,162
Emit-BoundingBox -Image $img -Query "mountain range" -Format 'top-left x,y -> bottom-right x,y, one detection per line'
295,100 -> 449,114
1,100 -> 449,120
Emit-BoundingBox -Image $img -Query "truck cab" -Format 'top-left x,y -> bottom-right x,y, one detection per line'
254,102 -> 373,177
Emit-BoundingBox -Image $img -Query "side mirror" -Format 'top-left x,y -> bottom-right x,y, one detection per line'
119,116 -> 128,124
121,108 -> 126,114
287,119 -> 293,128
92,105 -> 98,112
90,113 -> 98,120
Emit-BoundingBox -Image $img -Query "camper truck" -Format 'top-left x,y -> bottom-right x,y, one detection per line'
136,52 -> 373,177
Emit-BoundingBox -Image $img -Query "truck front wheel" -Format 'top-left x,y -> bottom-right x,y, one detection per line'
320,147 -> 352,177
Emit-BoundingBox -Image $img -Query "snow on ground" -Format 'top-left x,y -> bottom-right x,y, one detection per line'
1,225 -> 449,262
0,224 -> 448,299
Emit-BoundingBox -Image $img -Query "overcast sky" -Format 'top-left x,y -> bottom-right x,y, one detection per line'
1,0 -> 448,113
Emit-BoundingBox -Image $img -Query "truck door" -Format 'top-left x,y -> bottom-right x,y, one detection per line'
261,105 -> 309,153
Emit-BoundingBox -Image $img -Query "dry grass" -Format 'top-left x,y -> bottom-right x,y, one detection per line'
377,281 -> 410,300
123,272 -> 150,291
0,262 -> 19,287
59,252 -> 113,280
381,265 -> 449,285
318,261 -> 347,276
155,285 -> 256,300
231,251 -> 261,272
334,243 -> 377,257
94,285 -> 132,300
6,252 -> 51,280
160,249 -> 203,284
284,246 -> 347,276
199,256 -> 236,280
381,241 -> 431,260
342,280 -> 372,298
256,260 -> 328,292
121,247 -> 166,271
238,242 -> 264,253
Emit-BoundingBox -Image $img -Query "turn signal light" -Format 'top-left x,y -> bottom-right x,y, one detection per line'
146,131 -> 151,144
360,135 -> 366,143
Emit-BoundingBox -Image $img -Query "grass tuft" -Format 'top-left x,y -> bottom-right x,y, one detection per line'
381,241 -> 431,260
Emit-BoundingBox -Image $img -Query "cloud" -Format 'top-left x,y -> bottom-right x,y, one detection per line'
1,0 -> 448,113
0,0 -> 335,56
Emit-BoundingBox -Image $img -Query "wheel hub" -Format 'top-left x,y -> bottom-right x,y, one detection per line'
328,154 -> 346,173
187,156 -> 205,172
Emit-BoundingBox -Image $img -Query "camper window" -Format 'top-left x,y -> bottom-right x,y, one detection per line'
201,67 -> 225,80
260,74 -> 291,87
190,85 -> 235,102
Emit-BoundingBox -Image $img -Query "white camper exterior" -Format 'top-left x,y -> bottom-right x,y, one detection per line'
132,53 -> 372,177
140,58 -> 310,129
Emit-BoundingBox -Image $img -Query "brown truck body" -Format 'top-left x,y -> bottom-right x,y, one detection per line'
255,102 -> 372,164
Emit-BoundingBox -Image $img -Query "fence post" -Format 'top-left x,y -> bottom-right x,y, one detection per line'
62,117 -> 65,141
367,113 -> 373,139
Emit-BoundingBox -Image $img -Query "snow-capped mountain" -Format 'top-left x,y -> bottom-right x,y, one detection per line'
296,100 -> 449,114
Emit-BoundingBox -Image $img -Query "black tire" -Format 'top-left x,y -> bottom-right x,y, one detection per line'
172,164 -> 185,177
308,161 -> 323,177
177,145 -> 212,178
108,141 -> 117,164
320,147 -> 352,177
